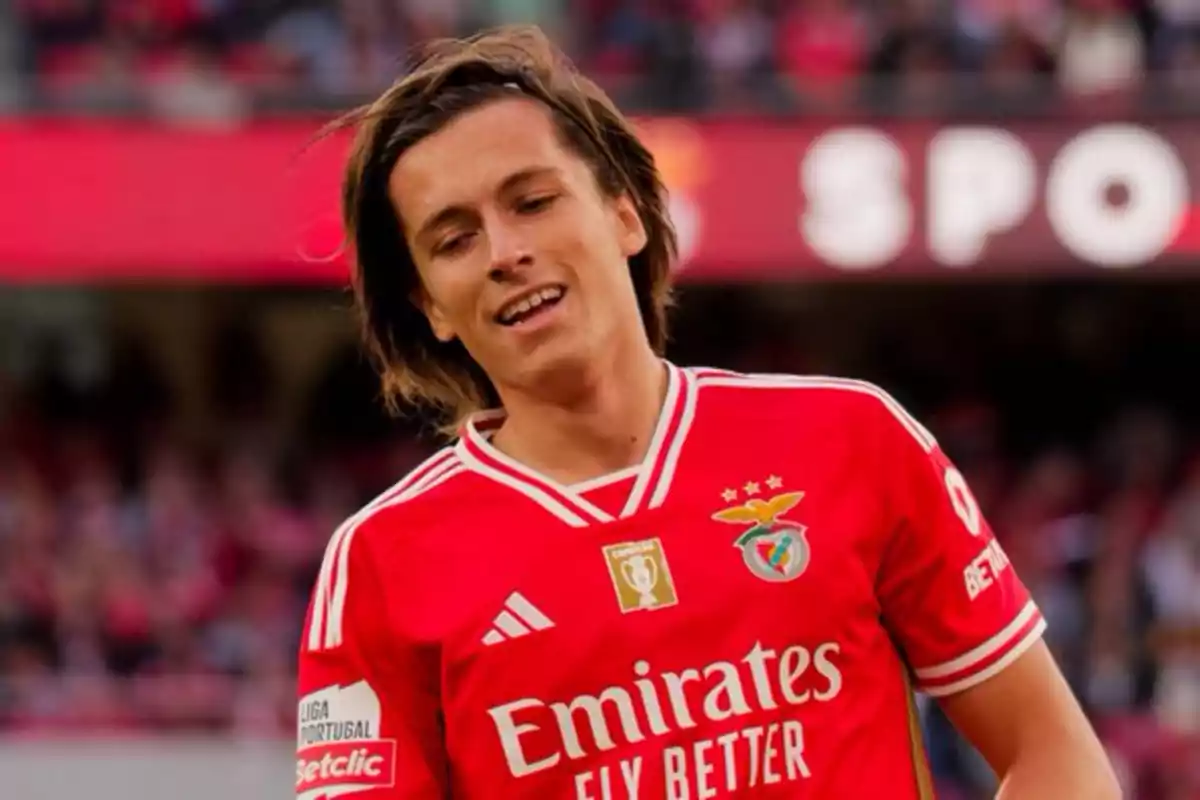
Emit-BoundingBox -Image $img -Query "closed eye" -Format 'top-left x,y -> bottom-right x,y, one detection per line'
434,231 -> 474,257
515,194 -> 558,214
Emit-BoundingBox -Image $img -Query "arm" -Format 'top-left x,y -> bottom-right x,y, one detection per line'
297,520 -> 448,799
940,641 -> 1120,800
868,392 -> 1119,799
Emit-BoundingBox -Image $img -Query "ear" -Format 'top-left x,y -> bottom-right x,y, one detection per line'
612,193 -> 648,258
411,287 -> 457,343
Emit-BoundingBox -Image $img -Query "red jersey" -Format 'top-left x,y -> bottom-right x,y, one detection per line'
296,364 -> 1044,799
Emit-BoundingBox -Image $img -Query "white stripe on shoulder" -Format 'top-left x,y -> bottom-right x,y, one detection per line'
693,370 -> 937,453
306,447 -> 462,652
687,366 -> 739,380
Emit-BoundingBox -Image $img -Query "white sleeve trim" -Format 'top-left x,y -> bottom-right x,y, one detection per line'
921,616 -> 1047,697
692,371 -> 937,453
914,600 -> 1040,680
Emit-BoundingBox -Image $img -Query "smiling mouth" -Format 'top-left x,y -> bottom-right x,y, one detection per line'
495,285 -> 566,327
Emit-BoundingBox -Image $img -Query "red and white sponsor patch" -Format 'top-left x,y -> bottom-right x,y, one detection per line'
296,740 -> 396,799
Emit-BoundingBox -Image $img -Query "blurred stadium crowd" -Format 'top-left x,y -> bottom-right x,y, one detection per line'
3,0 -> 1200,116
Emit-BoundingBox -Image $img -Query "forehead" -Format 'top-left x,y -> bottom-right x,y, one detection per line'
388,97 -> 587,225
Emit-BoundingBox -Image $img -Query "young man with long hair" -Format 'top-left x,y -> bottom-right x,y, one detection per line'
296,27 -> 1119,800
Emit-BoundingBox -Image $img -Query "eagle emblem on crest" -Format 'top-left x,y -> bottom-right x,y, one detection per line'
712,491 -> 810,582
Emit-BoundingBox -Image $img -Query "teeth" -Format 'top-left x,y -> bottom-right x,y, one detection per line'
500,287 -> 563,324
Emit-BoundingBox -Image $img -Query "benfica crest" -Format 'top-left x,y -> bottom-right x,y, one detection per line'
712,490 -> 810,583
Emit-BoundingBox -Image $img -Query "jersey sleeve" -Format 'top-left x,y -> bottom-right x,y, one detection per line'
296,518 -> 448,799
870,393 -> 1046,698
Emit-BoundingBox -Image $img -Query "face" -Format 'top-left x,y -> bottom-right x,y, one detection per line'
388,96 -> 649,397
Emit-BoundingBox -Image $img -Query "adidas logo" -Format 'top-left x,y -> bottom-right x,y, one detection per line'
481,592 -> 555,646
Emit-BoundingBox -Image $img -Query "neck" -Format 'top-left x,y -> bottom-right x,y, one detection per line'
490,344 -> 667,485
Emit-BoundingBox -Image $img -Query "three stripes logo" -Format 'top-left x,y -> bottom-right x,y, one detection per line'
481,592 -> 555,646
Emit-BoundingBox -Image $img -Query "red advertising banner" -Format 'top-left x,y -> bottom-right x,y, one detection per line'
2,118 -> 1199,282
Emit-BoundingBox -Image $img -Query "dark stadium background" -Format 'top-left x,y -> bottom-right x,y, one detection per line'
2,1 -> 1199,797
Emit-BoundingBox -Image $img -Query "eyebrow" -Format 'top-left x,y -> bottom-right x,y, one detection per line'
412,166 -> 562,246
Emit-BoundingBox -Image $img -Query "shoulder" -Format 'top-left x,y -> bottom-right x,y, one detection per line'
688,366 -> 937,453
335,445 -> 469,551
303,445 -> 467,652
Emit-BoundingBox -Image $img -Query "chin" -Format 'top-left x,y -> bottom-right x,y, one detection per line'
510,338 -> 599,395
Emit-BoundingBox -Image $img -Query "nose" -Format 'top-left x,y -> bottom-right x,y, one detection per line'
485,217 -> 534,281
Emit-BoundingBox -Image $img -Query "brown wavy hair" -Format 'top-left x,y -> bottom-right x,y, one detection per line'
331,25 -> 678,430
